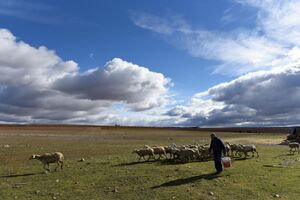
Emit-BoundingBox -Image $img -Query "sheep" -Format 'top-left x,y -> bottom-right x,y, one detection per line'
164,145 -> 177,159
198,144 -> 212,160
189,147 -> 201,160
132,148 -> 155,161
175,148 -> 196,162
237,144 -> 259,158
224,142 -> 231,156
169,146 -> 181,160
152,146 -> 168,160
228,143 -> 243,157
288,142 -> 300,154
29,152 -> 64,172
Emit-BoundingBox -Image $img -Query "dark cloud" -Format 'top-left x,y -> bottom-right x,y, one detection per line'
166,65 -> 300,127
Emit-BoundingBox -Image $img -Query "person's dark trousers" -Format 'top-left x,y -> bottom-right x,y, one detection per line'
214,154 -> 223,173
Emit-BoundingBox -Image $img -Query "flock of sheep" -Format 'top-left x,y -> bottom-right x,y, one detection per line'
288,142 -> 300,154
28,141 -> 299,171
132,142 -> 259,163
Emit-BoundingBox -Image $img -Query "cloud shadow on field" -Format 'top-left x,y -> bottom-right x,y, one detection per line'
151,172 -> 221,188
0,172 -> 44,178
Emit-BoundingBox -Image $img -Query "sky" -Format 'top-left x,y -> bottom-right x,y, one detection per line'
1,0 -> 300,127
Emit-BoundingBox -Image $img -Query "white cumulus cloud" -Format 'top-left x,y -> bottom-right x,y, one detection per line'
0,28 -> 172,124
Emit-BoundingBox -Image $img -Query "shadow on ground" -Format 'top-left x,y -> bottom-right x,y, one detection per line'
274,153 -> 297,158
151,172 -> 222,189
114,160 -> 157,166
0,172 -> 44,178
115,156 -> 251,166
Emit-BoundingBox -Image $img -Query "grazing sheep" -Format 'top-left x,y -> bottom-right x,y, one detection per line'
237,144 -> 259,157
132,148 -> 155,161
29,152 -> 64,172
289,142 -> 300,154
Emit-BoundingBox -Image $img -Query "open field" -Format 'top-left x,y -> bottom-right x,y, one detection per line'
0,125 -> 299,200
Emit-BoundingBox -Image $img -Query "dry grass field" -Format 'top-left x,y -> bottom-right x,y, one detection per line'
0,125 -> 299,200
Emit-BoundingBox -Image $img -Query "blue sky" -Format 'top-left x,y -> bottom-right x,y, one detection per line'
1,0 -> 300,126
0,0 -> 253,96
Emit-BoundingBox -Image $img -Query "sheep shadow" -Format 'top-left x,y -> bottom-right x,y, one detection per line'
274,153 -> 297,158
157,158 -> 213,166
0,172 -> 44,178
231,157 -> 248,161
114,160 -> 157,166
151,172 -> 221,189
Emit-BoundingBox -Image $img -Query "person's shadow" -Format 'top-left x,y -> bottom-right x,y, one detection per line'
151,172 -> 221,189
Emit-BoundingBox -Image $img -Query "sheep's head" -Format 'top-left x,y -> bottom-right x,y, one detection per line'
132,149 -> 138,154
29,154 -> 38,160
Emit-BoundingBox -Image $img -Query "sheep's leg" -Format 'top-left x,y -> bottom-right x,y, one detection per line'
55,162 -> 59,171
252,151 -> 255,157
60,161 -> 63,169
163,153 -> 167,159
142,155 -> 146,161
151,154 -> 155,161
157,154 -> 161,160
45,163 -> 51,172
43,164 -> 47,171
291,148 -> 295,154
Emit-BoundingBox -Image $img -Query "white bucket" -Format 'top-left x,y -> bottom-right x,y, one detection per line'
222,157 -> 232,168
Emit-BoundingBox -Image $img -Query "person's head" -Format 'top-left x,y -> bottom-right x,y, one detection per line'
210,133 -> 217,139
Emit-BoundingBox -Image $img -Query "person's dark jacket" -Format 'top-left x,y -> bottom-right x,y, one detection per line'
209,137 -> 226,158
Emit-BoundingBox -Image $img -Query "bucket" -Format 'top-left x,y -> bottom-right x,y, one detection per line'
222,157 -> 231,168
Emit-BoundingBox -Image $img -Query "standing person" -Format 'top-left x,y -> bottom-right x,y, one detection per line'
209,133 -> 226,174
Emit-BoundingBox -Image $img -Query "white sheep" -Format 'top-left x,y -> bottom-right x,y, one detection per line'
198,144 -> 212,160
224,142 -> 231,156
132,148 -> 155,161
289,142 -> 300,154
175,148 -> 199,162
29,152 -> 64,172
163,145 -> 177,159
237,144 -> 259,157
228,143 -> 243,157
152,146 -> 168,160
